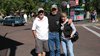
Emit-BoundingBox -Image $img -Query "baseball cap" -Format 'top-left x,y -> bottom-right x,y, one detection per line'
51,4 -> 58,9
38,8 -> 44,12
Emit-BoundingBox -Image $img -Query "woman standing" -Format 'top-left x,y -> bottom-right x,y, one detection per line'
60,12 -> 76,56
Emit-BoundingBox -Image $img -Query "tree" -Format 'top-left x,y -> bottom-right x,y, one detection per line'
0,0 -> 99,15
84,0 -> 100,12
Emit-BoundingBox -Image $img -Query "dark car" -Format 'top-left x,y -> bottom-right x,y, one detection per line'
0,19 -> 3,24
2,16 -> 25,26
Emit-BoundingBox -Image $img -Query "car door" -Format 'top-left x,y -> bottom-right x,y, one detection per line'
4,17 -> 14,25
3,17 -> 10,25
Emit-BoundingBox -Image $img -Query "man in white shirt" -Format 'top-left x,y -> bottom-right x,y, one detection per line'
32,8 -> 49,56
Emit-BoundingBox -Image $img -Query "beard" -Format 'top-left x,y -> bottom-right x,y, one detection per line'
52,11 -> 57,15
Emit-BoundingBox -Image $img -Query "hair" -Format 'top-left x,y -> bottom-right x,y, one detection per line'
61,12 -> 68,17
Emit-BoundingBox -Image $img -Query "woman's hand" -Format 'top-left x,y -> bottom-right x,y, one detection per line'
70,34 -> 73,38
61,25 -> 64,30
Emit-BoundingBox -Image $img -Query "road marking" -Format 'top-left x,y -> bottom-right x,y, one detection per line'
82,25 -> 100,38
93,26 -> 100,30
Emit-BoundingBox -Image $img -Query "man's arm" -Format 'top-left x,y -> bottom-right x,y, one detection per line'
32,30 -> 36,38
68,19 -> 72,24
32,18 -> 37,38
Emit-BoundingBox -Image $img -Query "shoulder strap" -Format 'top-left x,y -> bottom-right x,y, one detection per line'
64,21 -> 70,26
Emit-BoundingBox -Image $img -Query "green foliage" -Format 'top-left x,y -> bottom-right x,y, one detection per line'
0,0 -> 62,15
79,0 -> 100,12
0,0 -> 99,15
0,0 -> 44,14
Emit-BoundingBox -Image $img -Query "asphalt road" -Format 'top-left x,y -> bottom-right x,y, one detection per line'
0,22 -> 100,56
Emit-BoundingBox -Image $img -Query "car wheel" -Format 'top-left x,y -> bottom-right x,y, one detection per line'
22,24 -> 25,26
12,23 -> 15,27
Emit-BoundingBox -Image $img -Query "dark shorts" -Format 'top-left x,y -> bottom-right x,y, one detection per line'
35,38 -> 49,53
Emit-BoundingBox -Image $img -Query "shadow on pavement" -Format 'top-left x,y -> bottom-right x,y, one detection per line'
0,35 -> 23,56
23,28 -> 31,30
30,49 -> 37,56
31,49 -> 64,56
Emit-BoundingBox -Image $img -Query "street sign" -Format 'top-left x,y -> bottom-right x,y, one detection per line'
75,0 -> 79,5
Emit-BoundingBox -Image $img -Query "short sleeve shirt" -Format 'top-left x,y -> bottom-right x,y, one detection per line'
32,16 -> 49,40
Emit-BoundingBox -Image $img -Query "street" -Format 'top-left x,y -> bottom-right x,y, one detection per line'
0,22 -> 100,56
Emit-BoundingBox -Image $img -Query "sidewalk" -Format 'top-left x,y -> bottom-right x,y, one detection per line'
74,20 -> 100,26
28,19 -> 100,26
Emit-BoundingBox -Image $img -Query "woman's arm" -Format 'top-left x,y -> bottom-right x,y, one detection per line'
70,22 -> 76,38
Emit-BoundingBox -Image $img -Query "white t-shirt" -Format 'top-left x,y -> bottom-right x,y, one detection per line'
32,16 -> 49,40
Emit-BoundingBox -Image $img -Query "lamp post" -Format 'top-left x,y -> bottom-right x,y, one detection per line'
66,0 -> 70,18
67,3 -> 70,18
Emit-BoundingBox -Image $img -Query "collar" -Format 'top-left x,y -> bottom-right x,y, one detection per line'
37,16 -> 45,21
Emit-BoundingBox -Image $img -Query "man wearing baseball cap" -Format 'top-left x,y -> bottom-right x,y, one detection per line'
47,4 -> 61,56
32,8 -> 49,56
47,4 -> 73,56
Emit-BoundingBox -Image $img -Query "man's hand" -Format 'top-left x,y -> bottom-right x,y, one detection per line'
68,19 -> 72,24
32,30 -> 37,38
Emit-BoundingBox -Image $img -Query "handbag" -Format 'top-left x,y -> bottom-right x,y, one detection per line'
71,31 -> 79,43
61,22 -> 79,43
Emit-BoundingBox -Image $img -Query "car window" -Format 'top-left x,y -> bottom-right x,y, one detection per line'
5,17 -> 12,20
15,17 -> 20,19
11,17 -> 19,20
5,17 -> 24,20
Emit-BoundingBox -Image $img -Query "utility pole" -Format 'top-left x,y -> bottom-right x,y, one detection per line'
67,0 -> 70,18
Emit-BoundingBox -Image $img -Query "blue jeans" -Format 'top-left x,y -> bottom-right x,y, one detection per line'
48,32 -> 60,56
61,38 -> 74,56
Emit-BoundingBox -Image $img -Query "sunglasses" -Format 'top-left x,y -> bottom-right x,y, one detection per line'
52,8 -> 57,11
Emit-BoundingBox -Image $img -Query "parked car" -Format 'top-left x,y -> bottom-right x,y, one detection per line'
0,19 -> 3,24
2,16 -> 25,26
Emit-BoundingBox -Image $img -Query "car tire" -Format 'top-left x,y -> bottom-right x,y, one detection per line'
12,23 -> 15,27
22,24 -> 25,26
